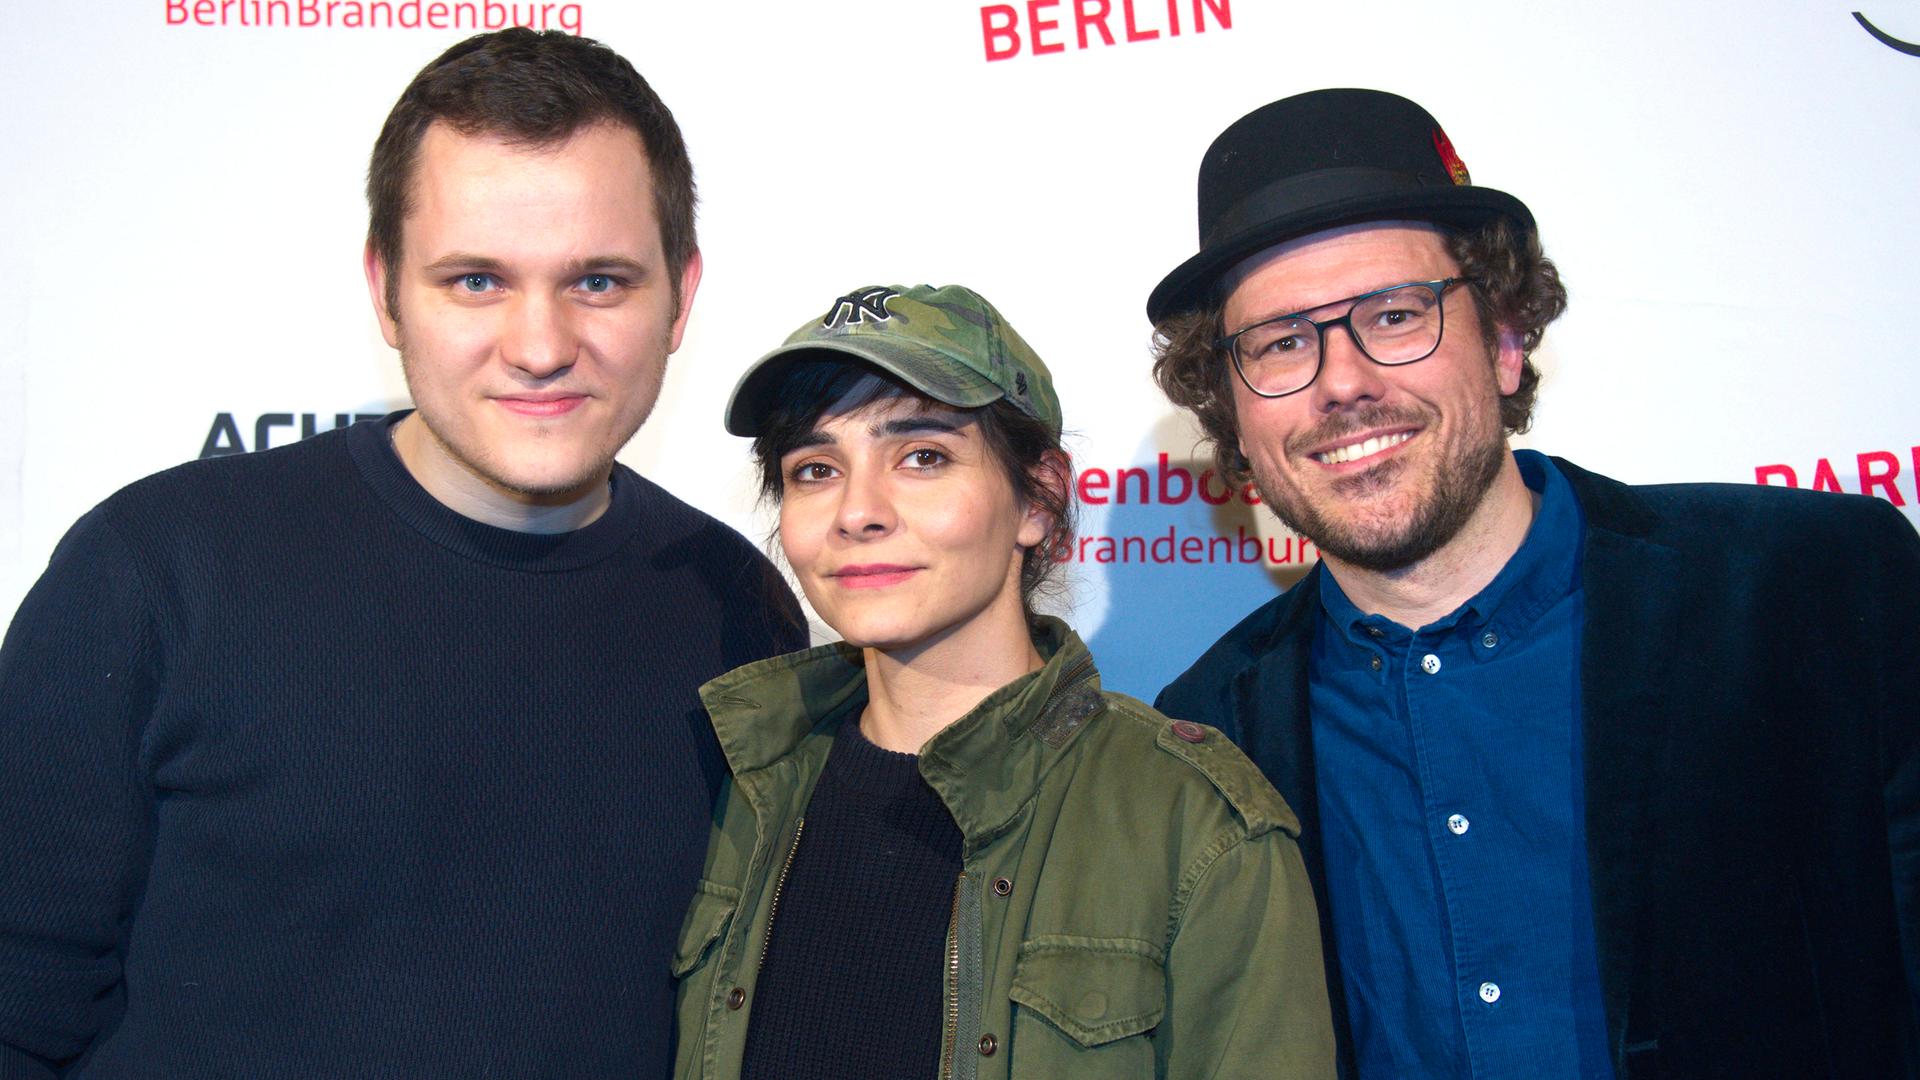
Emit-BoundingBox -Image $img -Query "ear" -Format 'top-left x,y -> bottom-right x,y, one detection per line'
1017,449 -> 1072,550
363,242 -> 401,350
665,248 -> 704,354
1494,323 -> 1525,396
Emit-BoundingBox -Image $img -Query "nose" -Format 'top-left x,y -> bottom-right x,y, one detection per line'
1307,320 -> 1388,414
502,293 -> 578,379
833,463 -> 896,539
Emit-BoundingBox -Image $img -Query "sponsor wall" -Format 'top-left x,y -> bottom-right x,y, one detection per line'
2,0 -> 1916,700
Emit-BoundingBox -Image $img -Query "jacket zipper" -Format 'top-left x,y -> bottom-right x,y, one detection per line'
940,871 -> 963,1079
757,816 -> 805,976
1029,655 -> 1097,739
1057,655 -> 1094,694
939,657 -> 1093,1077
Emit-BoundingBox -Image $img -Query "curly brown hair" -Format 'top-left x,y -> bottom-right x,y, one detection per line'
1150,217 -> 1567,486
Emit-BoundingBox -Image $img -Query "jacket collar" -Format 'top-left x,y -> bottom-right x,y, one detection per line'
699,617 -> 1104,854
1232,565 -> 1322,814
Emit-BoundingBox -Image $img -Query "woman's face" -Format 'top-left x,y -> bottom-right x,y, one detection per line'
777,388 -> 1045,661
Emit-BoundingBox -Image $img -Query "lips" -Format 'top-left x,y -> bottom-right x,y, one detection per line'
495,394 -> 587,418
831,564 -> 921,589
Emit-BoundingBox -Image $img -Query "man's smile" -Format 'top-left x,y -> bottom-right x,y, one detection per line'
1310,429 -> 1417,467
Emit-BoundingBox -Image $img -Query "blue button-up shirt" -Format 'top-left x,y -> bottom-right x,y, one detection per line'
1309,451 -> 1613,1079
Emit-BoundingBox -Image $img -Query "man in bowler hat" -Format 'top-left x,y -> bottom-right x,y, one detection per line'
1150,88 -> 1920,1078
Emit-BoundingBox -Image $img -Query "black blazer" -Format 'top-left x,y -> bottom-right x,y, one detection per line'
1157,459 -> 1920,1079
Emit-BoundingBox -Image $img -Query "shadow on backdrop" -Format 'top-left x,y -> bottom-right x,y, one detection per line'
1073,413 -> 1315,704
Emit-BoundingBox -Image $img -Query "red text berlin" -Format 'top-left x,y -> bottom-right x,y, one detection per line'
980,0 -> 1231,61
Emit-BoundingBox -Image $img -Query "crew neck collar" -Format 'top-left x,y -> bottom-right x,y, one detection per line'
346,410 -> 644,573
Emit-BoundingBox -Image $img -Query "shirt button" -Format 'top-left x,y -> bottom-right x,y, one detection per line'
1420,653 -> 1442,675
726,986 -> 746,1010
978,1033 -> 998,1056
991,876 -> 1014,897
1171,720 -> 1207,743
1479,981 -> 1501,1004
1447,813 -> 1470,835
1366,626 -> 1384,638
1481,631 -> 1499,649
1369,655 -> 1383,672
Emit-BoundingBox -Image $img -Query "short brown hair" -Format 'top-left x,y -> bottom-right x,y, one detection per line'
365,28 -> 696,317
1150,217 -> 1567,485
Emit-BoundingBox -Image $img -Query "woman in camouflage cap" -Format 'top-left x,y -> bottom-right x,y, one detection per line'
672,283 -> 1335,1079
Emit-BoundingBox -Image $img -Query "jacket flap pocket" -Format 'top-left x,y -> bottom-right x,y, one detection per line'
670,880 -> 741,977
1009,937 -> 1166,1046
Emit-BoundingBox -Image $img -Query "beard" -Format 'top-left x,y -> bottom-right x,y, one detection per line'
1250,402 -> 1508,573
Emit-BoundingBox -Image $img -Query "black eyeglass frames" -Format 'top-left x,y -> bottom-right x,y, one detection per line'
1216,277 -> 1477,398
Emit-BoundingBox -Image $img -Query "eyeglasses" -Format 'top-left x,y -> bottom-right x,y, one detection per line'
1216,278 -> 1476,398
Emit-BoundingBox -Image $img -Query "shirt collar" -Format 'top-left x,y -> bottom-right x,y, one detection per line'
1318,449 -> 1583,642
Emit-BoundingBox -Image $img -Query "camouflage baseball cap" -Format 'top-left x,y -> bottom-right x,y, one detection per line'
723,283 -> 1062,438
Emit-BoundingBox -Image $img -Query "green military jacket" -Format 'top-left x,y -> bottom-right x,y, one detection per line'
673,619 -> 1335,1078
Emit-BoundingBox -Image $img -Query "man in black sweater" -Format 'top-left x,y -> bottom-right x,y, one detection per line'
0,30 -> 804,1078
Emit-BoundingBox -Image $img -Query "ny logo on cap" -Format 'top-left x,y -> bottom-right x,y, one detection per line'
821,286 -> 899,329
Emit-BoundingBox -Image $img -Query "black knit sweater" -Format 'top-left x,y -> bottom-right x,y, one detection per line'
0,414 -> 805,1079
739,719 -> 964,1080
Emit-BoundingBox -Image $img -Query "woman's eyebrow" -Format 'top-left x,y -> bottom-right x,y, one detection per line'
875,415 -> 965,438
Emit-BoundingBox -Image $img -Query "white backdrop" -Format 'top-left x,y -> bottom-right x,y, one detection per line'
3,0 -> 1916,700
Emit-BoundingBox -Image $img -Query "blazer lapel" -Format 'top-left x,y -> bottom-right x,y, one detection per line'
1232,567 -> 1322,846
1558,459 -> 1682,1069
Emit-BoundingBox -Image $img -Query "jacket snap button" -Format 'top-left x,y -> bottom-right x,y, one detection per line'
726,986 -> 746,1010
978,1033 -> 997,1056
992,876 -> 1013,896
1171,720 -> 1206,743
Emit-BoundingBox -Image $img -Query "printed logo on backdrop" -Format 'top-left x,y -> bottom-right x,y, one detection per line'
980,0 -> 1231,62
201,412 -> 386,458
1853,11 -> 1920,54
1063,454 -> 1316,567
166,0 -> 584,34
1063,436 -> 1920,570
1756,441 -> 1920,515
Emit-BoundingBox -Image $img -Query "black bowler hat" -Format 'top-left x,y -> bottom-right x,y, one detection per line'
1146,88 -> 1534,321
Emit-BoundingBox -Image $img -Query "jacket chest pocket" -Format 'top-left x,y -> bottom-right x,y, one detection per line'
672,881 -> 743,1080
1006,938 -> 1165,1076
672,880 -> 741,980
